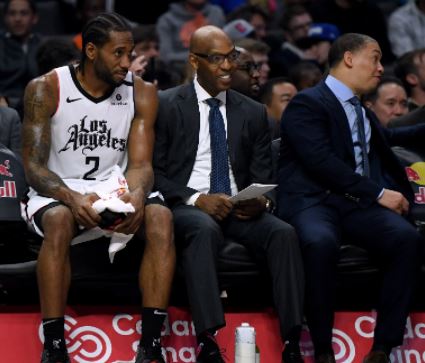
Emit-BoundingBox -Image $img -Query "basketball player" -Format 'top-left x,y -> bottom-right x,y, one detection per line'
21,13 -> 175,363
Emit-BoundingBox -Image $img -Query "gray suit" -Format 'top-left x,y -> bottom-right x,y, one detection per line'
0,106 -> 21,156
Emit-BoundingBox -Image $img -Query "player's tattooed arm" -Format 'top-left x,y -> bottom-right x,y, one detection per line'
22,74 -> 76,205
125,78 -> 158,200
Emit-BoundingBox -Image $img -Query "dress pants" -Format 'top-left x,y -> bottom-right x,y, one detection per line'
289,195 -> 423,353
172,204 -> 305,339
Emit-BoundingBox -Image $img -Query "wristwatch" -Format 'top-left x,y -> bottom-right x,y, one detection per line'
264,198 -> 273,213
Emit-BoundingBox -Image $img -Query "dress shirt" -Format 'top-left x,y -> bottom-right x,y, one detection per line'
325,75 -> 384,199
185,78 -> 238,205
325,75 -> 371,176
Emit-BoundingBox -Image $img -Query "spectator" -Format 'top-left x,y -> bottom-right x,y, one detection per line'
259,77 -> 298,139
129,25 -> 176,89
310,0 -> 394,64
153,25 -> 304,363
278,32 -> 424,363
226,4 -> 270,40
231,46 -> 261,99
0,106 -> 21,156
21,12 -> 174,363
157,0 -> 225,84
236,37 -> 271,85
388,0 -> 425,57
299,23 -> 340,71
72,0 -> 106,50
289,60 -> 323,90
0,0 -> 42,110
223,18 -> 255,41
394,48 -> 425,110
268,5 -> 314,77
209,0 -> 246,14
363,77 -> 409,127
36,38 -> 79,75
0,96 -> 10,107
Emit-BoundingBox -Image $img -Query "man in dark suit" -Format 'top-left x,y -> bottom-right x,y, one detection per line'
0,106 -> 21,156
278,33 -> 425,363
153,25 -> 304,363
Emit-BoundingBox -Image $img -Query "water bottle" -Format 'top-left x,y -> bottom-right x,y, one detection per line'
235,322 -> 256,363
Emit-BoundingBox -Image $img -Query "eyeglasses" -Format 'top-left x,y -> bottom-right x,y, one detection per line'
237,62 -> 261,74
192,48 -> 240,65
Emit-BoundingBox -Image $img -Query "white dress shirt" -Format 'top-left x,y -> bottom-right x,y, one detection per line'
185,78 -> 238,205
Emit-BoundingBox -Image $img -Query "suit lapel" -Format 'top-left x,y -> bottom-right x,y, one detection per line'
177,84 -> 201,160
319,82 -> 356,160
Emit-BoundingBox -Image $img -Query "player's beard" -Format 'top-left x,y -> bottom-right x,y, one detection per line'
93,56 -> 123,88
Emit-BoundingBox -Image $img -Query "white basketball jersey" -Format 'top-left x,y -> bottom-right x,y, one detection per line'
48,65 -> 135,181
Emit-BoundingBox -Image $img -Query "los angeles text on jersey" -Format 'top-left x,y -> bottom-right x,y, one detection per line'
58,116 -> 127,155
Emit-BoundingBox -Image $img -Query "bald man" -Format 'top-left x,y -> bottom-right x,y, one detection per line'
230,46 -> 261,100
153,26 -> 305,363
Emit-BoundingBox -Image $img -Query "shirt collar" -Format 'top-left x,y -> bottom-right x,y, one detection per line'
325,74 -> 355,103
194,77 -> 227,105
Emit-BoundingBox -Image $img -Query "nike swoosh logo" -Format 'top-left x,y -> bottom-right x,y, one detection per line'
66,96 -> 82,103
153,309 -> 168,316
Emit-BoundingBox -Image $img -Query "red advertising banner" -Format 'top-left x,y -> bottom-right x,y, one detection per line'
0,307 -> 425,363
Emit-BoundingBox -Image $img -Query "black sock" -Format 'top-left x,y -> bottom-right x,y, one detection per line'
371,343 -> 391,357
284,325 -> 301,353
42,317 -> 66,352
141,307 -> 167,348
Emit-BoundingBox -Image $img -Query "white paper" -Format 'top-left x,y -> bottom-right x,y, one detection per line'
229,183 -> 277,202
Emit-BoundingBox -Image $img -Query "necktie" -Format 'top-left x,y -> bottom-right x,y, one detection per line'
348,96 -> 370,177
206,98 -> 231,195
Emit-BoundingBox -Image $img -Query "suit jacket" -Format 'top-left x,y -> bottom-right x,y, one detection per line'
277,80 -> 425,219
0,106 -> 21,156
153,83 -> 273,208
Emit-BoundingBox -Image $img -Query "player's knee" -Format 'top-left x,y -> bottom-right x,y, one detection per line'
145,204 -> 174,248
42,206 -> 75,238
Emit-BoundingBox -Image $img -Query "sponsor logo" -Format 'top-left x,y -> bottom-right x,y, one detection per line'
58,116 -> 126,155
111,93 -> 128,106
0,180 -> 16,198
66,96 -> 82,103
0,160 -> 13,177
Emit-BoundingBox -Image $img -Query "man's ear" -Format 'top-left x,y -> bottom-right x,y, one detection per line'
343,51 -> 354,68
364,100 -> 373,109
406,73 -> 419,87
85,42 -> 97,61
188,53 -> 198,71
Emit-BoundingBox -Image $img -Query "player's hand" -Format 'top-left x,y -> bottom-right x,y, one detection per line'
114,191 -> 145,234
377,189 -> 409,215
69,192 -> 101,229
233,196 -> 267,220
195,193 -> 233,221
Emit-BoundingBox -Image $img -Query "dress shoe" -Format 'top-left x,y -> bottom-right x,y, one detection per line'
315,353 -> 336,363
196,333 -> 225,363
282,348 -> 304,363
363,351 -> 390,363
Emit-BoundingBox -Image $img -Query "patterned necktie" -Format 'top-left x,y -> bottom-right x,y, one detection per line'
348,96 -> 370,177
206,98 -> 231,195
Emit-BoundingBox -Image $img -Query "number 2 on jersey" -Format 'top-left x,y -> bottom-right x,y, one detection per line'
83,156 -> 100,180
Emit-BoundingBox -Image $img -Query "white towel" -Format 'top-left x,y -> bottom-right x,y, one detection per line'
70,166 -> 135,262
23,165 -> 139,262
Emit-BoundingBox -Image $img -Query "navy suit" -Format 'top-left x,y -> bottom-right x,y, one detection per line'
153,83 -> 304,340
277,80 -> 424,353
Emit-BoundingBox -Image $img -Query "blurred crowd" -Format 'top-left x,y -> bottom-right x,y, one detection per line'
3,0 -> 425,156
